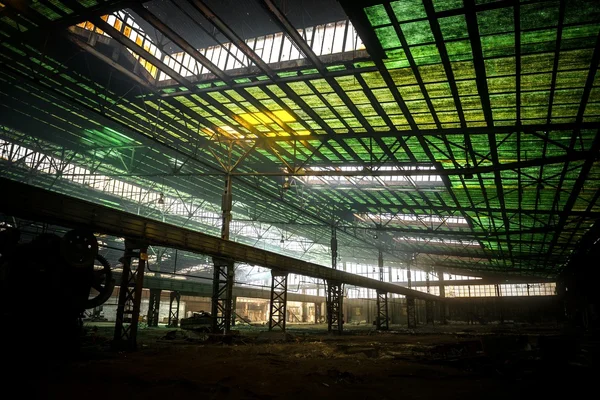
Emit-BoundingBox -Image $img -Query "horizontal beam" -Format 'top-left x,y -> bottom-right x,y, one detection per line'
396,276 -> 555,287
0,178 -> 441,301
225,123 -> 600,142
2,0 -> 146,33
116,273 -> 325,302
49,152 -> 594,178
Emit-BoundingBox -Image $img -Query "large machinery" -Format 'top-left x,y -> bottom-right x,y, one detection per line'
0,227 -> 115,351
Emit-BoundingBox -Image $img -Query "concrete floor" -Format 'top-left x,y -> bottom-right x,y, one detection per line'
4,323 -> 598,399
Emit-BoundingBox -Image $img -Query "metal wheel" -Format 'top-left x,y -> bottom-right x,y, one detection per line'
85,254 -> 115,309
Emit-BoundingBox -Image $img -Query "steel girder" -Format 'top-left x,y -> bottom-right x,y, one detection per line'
326,281 -> 343,334
147,288 -> 161,327
113,239 -> 147,350
167,291 -> 180,327
268,271 -> 289,332
376,291 -> 389,330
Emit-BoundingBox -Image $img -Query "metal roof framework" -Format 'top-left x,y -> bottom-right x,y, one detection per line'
0,0 -> 599,278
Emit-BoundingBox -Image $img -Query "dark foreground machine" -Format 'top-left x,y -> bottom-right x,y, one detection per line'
0,227 -> 115,353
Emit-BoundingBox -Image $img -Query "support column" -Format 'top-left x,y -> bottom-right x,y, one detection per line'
314,302 -> 321,324
496,284 -> 504,324
211,257 -> 234,333
425,271 -> 434,325
327,280 -> 343,333
231,296 -> 238,327
376,291 -> 389,330
113,239 -> 147,351
327,226 -> 343,333
147,288 -> 161,327
302,301 -> 308,322
212,174 -> 235,334
406,259 -> 417,328
438,270 -> 448,324
406,297 -> 417,328
376,249 -> 389,330
168,291 -> 180,327
268,271 -> 288,331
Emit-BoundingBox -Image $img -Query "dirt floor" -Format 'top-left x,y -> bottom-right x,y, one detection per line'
4,323 -> 598,399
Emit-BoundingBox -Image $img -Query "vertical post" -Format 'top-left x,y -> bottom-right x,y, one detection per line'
268,271 -> 288,331
438,270 -> 448,324
327,280 -> 343,333
212,174 -> 235,334
231,296 -> 237,326
302,301 -> 308,322
406,257 -> 416,328
113,239 -> 147,351
376,249 -> 389,330
314,302 -> 320,323
425,270 -> 434,325
496,284 -> 504,324
327,226 -> 343,333
147,288 -> 161,327
168,291 -> 180,327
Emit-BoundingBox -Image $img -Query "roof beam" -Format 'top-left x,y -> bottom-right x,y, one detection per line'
223,123 -> 600,142
131,6 -> 231,83
544,27 -> 600,261
61,152 -> 592,177
464,0 -> 513,265
1,0 -> 146,38
258,0 -> 325,71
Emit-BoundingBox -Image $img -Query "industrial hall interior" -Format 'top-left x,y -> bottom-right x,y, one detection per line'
0,0 -> 599,398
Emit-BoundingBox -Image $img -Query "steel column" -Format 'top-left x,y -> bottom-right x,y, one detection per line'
113,239 -> 147,350
268,271 -> 289,331
425,271 -> 434,325
376,249 -> 389,330
406,257 -> 417,328
212,174 -> 235,333
376,291 -> 389,330
438,270 -> 448,324
302,301 -> 308,322
211,257 -> 233,333
315,302 -> 321,323
496,284 -> 504,324
147,288 -> 161,327
327,226 -> 343,333
167,291 -> 180,327
326,280 -> 343,333
231,296 -> 237,326
406,297 -> 417,329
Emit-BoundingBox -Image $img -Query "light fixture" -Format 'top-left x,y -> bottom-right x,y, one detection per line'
282,176 -> 291,190
157,193 -> 165,205
373,234 -> 378,239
